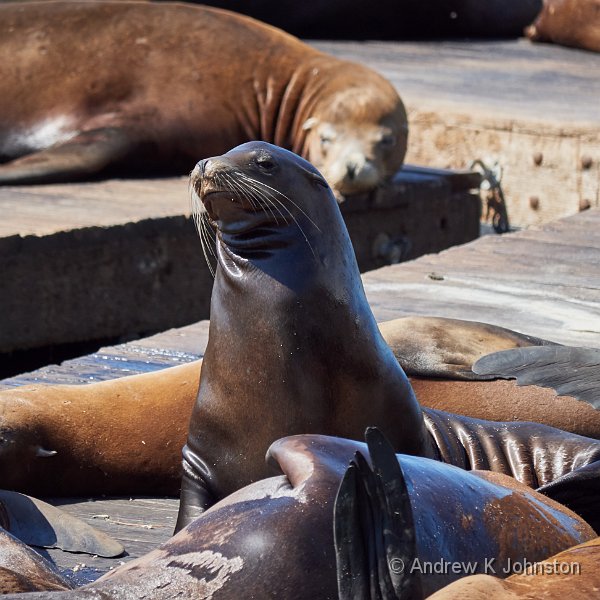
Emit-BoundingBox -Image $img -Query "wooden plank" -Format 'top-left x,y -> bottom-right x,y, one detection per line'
310,39 -> 600,125
2,208 -> 598,392
39,497 -> 179,586
0,167 -> 480,357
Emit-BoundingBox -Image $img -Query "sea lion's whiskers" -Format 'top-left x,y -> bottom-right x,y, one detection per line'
189,178 -> 217,276
238,174 -> 318,257
199,215 -> 217,277
239,174 -> 322,233
231,175 -> 287,225
224,173 -> 270,218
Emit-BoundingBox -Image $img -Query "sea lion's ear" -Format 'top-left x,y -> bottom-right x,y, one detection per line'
311,173 -> 329,188
301,167 -> 328,188
302,117 -> 319,131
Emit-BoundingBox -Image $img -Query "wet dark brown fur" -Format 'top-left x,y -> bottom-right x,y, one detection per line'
1,434 -> 593,600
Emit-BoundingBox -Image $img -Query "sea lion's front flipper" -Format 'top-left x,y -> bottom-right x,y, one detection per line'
0,127 -> 133,185
379,316 -> 557,381
335,428 -> 422,600
537,461 -> 600,532
0,490 -> 124,557
174,445 -> 217,533
473,346 -> 600,408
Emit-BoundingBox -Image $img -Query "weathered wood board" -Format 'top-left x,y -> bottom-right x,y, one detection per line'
39,496 -> 179,587
312,39 -> 600,228
0,166 -> 480,361
3,207 -> 598,392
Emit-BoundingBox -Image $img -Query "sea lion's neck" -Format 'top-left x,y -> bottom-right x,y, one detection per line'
250,52 -> 347,154
214,205 -> 363,307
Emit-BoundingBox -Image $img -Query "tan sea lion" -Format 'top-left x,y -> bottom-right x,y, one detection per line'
526,0 -> 600,53
2,432 -> 594,600
0,362 -> 195,496
382,317 -> 600,440
428,537 -> 600,600
0,1 -> 408,196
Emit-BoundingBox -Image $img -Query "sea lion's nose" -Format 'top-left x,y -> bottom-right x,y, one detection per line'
191,159 -> 206,182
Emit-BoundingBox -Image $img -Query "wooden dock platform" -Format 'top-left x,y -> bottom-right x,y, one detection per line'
1,165 -> 480,366
1,208 -> 598,584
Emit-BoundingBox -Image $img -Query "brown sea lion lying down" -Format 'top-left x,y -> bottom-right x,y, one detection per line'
0,1 -> 407,196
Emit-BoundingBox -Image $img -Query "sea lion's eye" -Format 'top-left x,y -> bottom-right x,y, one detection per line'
380,134 -> 396,147
256,156 -> 276,171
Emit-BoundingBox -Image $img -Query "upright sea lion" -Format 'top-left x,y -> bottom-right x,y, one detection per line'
0,144 -> 598,522
526,0 -> 600,53
176,142 -> 600,530
0,1 -> 408,195
177,141 -> 434,528
2,433 -> 594,600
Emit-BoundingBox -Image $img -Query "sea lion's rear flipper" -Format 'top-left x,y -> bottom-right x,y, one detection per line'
379,316 -> 557,381
0,490 -> 124,557
537,461 -> 600,532
0,127 -> 133,185
473,346 -> 600,408
334,428 -> 422,600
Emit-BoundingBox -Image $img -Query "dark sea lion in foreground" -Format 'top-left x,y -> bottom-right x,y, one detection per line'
428,537 -> 600,600
3,433 -> 594,600
526,0 -> 600,53
0,1 -> 407,196
335,429 -> 595,599
176,141 -> 600,530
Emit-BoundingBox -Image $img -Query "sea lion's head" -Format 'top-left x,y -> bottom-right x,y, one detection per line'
301,66 -> 408,199
190,142 -> 343,279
